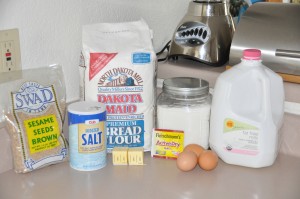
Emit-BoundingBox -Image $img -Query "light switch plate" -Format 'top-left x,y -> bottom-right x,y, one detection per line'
0,28 -> 21,73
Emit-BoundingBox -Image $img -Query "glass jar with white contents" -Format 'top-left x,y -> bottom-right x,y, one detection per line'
156,77 -> 211,149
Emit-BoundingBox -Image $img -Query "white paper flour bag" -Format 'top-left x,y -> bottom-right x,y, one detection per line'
80,19 -> 156,152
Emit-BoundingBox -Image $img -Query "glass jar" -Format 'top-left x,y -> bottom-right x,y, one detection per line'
156,77 -> 211,149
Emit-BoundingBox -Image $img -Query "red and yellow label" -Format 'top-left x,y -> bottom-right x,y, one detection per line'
151,129 -> 184,159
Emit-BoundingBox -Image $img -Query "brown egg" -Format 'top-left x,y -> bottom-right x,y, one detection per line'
176,151 -> 198,172
198,150 -> 218,171
184,144 -> 205,157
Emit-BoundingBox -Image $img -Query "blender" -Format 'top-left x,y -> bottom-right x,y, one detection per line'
169,0 -> 235,66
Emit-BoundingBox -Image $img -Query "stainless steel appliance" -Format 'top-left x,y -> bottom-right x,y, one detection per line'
169,0 -> 235,66
229,3 -> 300,76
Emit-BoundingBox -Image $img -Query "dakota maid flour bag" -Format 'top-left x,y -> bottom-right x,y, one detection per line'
80,19 -> 156,152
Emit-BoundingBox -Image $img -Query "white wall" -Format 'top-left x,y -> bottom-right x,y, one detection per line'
0,0 -> 189,102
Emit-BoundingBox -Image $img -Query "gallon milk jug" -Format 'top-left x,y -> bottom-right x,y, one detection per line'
209,49 -> 284,168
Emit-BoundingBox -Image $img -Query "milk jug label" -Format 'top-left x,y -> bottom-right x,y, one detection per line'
223,118 -> 259,156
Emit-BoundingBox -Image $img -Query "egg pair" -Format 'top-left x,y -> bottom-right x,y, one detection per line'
176,144 -> 218,172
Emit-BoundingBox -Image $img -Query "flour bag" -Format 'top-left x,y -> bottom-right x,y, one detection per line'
80,19 -> 156,152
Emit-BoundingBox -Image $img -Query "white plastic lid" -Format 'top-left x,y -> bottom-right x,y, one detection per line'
68,101 -> 106,115
243,49 -> 261,60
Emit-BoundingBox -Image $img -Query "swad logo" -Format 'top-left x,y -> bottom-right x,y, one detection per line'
12,82 -> 55,113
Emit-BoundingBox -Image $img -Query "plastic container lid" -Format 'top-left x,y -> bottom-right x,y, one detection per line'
193,0 -> 223,2
243,49 -> 261,60
68,101 -> 106,115
163,77 -> 209,96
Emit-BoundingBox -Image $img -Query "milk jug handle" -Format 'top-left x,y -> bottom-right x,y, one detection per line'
258,71 -> 271,120
0,110 -> 6,129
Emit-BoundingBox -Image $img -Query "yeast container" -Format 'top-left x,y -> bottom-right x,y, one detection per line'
209,49 -> 284,168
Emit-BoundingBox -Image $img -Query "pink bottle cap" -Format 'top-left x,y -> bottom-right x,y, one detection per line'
243,49 -> 261,60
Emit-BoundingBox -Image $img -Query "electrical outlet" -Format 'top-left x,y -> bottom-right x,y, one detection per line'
0,28 -> 21,73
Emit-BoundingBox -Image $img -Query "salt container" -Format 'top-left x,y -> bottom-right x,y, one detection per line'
68,101 -> 107,171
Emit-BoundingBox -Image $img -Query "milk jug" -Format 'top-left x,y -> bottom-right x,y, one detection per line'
209,49 -> 284,168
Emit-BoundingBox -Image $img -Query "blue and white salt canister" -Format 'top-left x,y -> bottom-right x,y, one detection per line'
68,101 -> 106,171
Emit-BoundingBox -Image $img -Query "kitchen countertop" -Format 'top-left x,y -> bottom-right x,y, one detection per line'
157,59 -> 226,88
1,59 -> 300,199
1,152 -> 300,199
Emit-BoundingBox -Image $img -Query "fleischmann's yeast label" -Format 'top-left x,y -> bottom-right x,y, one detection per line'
151,129 -> 184,160
83,51 -> 155,152
11,81 -> 67,171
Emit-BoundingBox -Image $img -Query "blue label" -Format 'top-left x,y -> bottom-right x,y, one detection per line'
106,120 -> 144,148
68,112 -> 106,126
132,53 -> 151,64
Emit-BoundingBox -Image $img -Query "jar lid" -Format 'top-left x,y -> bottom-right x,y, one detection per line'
163,77 -> 209,96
